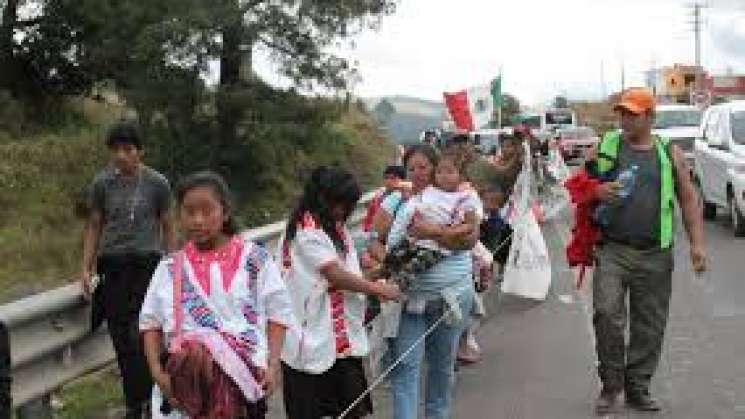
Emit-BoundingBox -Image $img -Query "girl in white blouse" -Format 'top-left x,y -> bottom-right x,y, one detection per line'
279,166 -> 400,419
140,172 -> 293,419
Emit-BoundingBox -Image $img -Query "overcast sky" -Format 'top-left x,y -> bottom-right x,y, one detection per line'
253,0 -> 745,106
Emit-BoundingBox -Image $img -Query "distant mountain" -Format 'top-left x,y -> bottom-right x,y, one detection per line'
365,96 -> 445,144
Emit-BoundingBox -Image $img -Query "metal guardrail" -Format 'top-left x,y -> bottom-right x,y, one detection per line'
0,190 -> 378,417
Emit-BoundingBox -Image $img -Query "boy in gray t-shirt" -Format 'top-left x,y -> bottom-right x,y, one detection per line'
88,164 -> 171,256
81,121 -> 175,418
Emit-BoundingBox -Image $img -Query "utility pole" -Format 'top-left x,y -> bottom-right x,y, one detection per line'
687,2 -> 707,91
497,66 -> 503,128
691,2 -> 702,68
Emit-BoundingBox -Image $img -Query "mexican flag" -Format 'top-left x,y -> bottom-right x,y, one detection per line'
444,76 -> 502,132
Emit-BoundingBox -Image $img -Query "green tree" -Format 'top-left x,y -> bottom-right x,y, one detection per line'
1,0 -> 93,116
1,0 -> 400,206
2,1 -> 398,129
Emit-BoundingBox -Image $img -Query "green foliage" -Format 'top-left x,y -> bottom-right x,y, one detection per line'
0,0 -> 400,300
0,96 -> 394,300
1,0 -> 398,110
0,126 -> 107,302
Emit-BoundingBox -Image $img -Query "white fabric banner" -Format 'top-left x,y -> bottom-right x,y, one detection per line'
501,142 -> 553,300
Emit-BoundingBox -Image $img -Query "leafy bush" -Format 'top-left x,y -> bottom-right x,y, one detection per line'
0,92 -> 394,301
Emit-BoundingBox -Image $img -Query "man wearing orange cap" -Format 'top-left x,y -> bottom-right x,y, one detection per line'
587,88 -> 707,414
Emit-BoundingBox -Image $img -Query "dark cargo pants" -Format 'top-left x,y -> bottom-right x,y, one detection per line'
592,241 -> 673,393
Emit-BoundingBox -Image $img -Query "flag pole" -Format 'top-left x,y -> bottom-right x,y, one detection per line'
497,66 -> 503,128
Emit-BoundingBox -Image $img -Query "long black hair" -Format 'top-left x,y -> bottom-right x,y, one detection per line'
285,166 -> 362,252
176,171 -> 240,235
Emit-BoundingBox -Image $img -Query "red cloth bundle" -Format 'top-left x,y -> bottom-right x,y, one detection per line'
563,170 -> 602,288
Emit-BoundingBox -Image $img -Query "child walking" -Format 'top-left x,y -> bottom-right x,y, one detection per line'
479,184 -> 513,274
139,172 -> 293,419
280,166 -> 400,419
383,147 -> 483,291
457,184 -> 511,364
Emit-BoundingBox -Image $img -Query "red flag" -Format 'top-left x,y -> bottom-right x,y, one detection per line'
443,90 -> 475,131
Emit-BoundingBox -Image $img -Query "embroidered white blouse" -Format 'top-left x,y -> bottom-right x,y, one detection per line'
139,237 -> 295,370
279,226 -> 369,375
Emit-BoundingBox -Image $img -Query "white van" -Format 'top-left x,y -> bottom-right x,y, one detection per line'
693,100 -> 745,236
653,104 -> 702,168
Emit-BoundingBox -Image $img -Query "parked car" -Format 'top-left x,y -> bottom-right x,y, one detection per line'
472,131 -> 499,155
693,100 -> 745,236
653,104 -> 702,170
556,126 -> 599,161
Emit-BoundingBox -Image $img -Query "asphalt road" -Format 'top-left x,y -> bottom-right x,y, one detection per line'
263,209 -> 745,419
451,212 -> 745,419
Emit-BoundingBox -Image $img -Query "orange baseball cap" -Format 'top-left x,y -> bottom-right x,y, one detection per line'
613,88 -> 656,114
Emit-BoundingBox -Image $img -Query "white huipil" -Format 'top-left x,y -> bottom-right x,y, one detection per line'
139,237 -> 294,418
279,224 -> 369,375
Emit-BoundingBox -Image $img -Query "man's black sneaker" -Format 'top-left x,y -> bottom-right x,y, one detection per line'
595,389 -> 622,415
626,392 -> 662,412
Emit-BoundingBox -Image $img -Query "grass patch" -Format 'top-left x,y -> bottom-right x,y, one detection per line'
55,366 -> 123,419
0,128 -> 107,303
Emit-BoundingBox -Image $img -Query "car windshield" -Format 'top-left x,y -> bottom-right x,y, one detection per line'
546,111 -> 573,125
560,127 -> 594,139
654,109 -> 702,129
732,111 -> 745,145
523,115 -> 541,128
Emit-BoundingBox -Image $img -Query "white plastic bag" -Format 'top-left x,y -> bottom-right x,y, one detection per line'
501,210 -> 552,300
532,148 -> 571,222
501,142 -> 553,300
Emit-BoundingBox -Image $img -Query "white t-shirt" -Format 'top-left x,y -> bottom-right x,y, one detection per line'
279,226 -> 369,374
410,186 -> 484,252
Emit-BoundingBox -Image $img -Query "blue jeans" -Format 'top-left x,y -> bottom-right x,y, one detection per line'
388,291 -> 473,419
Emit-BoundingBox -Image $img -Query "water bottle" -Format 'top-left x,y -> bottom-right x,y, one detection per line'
616,164 -> 639,199
594,165 -> 639,227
